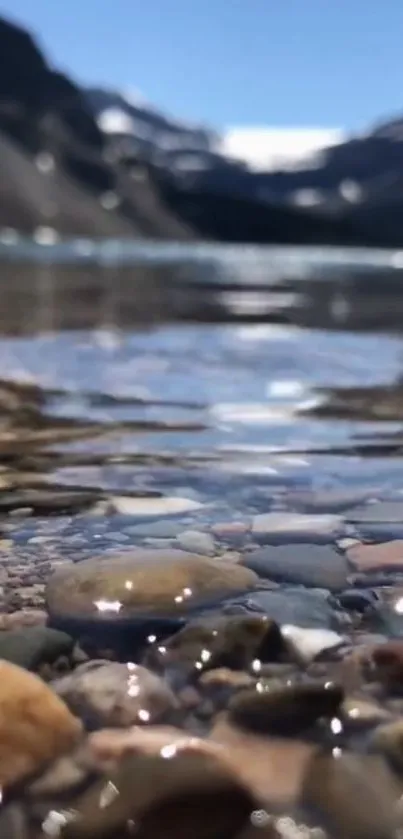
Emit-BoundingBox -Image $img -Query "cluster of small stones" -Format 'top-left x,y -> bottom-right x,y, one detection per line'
0,529 -> 402,838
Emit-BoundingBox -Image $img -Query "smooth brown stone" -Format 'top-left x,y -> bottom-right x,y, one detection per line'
301,751 -> 400,839
0,660 -> 82,787
371,719 -> 403,772
200,668 -> 255,689
341,696 -> 391,728
347,540 -> 403,572
46,550 -> 258,621
372,641 -> 403,688
210,715 -> 316,806
89,725 -> 221,765
61,745 -> 256,839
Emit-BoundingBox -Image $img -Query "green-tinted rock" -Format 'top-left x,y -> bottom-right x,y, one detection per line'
0,626 -> 74,670
46,550 -> 257,622
144,614 -> 286,675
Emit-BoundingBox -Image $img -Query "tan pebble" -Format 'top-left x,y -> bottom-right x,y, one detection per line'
200,668 -> 255,689
0,609 -> 47,631
218,551 -> 242,564
347,540 -> 403,572
0,660 -> 82,787
89,725 -> 220,765
210,714 -> 316,806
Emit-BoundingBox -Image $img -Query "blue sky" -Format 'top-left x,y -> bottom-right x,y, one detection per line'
2,0 -> 403,131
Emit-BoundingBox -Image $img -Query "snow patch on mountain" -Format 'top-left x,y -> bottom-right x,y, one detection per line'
220,127 -> 346,171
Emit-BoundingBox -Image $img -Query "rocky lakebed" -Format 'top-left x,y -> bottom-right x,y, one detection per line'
3,256 -> 403,838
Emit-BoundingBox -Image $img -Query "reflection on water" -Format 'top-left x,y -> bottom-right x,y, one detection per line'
0,248 -> 402,517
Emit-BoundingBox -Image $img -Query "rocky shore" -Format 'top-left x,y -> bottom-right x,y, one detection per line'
2,488 -> 403,838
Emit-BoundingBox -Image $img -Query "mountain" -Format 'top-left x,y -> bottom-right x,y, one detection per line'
1,12 -> 403,246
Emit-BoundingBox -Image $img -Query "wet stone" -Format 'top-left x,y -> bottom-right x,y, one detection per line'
341,697 -> 392,731
0,660 -> 82,788
45,549 -> 258,623
347,540 -> 403,572
59,748 -> 257,839
251,513 -> 343,544
370,719 -> 403,773
210,715 -> 316,807
52,660 -> 178,729
225,587 -> 346,629
286,487 -> 377,513
370,640 -> 403,690
228,680 -> 344,737
347,501 -> 403,523
242,544 -> 349,592
143,614 -> 286,678
0,625 -> 74,671
176,530 -> 216,556
301,751 -> 399,839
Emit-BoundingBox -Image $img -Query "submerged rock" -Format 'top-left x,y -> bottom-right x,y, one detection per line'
370,719 -> 403,772
143,614 -> 286,677
251,513 -> 342,543
225,587 -> 344,629
59,748 -> 257,839
228,680 -> 343,736
53,660 -> 178,728
242,543 -> 349,591
0,625 -> 74,671
347,501 -> 403,523
0,660 -> 82,788
301,751 -> 399,839
46,549 -> 258,623
210,715 -> 315,806
347,540 -> 403,572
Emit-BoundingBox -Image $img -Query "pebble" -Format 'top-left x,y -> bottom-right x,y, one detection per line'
109,495 -> 204,516
0,625 -> 74,671
347,540 -> 403,572
0,608 -> 47,630
228,679 -> 343,736
210,715 -> 315,806
199,668 -> 255,690
371,720 -> 403,771
52,660 -> 178,728
242,543 -> 349,591
251,512 -> 343,543
301,751 -> 399,839
176,530 -> 216,556
347,501 -> 403,523
45,549 -> 258,622
60,743 -> 257,839
371,640 -> 403,689
281,625 -> 346,664
125,520 -> 183,538
144,614 -> 286,676
0,660 -> 82,788
226,587 -> 344,629
341,697 -> 391,729
211,521 -> 250,544
287,487 -> 376,513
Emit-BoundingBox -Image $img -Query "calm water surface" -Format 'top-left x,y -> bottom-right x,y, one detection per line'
1,244 -> 403,539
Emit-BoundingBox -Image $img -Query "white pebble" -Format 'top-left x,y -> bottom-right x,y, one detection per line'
281,625 -> 345,663
110,496 -> 203,517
